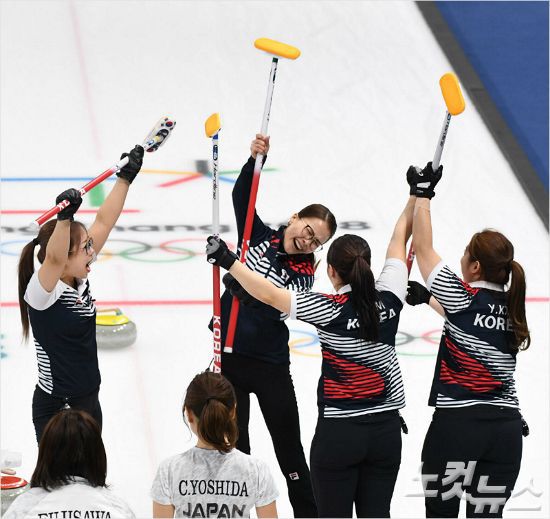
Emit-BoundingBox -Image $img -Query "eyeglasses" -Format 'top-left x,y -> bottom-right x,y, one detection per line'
69,237 -> 94,255
299,218 -> 324,252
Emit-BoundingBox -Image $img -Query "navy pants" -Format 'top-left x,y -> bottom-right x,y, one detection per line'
422,406 -> 523,518
222,353 -> 317,518
310,411 -> 403,518
32,385 -> 102,444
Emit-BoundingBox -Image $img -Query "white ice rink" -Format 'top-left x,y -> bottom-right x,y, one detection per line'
1,1 -> 548,517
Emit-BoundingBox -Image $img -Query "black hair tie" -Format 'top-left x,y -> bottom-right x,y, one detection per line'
506,261 -> 513,275
32,237 -> 40,246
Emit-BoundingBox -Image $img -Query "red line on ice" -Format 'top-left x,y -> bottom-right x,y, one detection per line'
158,174 -> 203,188
1,300 -> 212,307
1,210 -> 140,215
69,1 -> 102,158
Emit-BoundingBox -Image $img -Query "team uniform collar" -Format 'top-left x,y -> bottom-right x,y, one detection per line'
60,277 -> 87,296
67,476 -> 90,485
275,226 -> 288,255
469,280 -> 505,292
337,284 -> 352,295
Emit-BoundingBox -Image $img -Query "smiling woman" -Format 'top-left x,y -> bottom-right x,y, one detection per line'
211,134 -> 337,518
16,146 -> 144,444
207,181 -> 417,517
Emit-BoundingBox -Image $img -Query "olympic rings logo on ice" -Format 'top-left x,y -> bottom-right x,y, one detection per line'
288,329 -> 320,357
0,238 -> 236,264
1,221 -> 371,236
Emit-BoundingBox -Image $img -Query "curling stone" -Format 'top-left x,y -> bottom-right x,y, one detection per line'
96,308 -> 137,349
1,476 -> 29,514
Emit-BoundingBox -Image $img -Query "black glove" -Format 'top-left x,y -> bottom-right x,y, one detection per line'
223,273 -> 261,308
116,145 -> 144,184
406,162 -> 443,199
206,236 -> 238,270
406,280 -> 431,306
56,188 -> 82,221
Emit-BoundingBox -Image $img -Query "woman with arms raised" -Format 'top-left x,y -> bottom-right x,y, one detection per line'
406,163 -> 529,518
207,185 -> 416,518
17,146 -> 143,442
214,134 -> 337,517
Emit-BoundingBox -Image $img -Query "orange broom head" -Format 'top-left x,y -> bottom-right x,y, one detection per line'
205,113 -> 221,138
439,73 -> 466,116
254,38 -> 301,60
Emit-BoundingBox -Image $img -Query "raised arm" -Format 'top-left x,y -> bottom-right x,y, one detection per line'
406,280 -> 445,317
88,145 -> 143,254
407,162 -> 443,283
412,198 -> 441,282
385,193 -> 416,262
206,237 -> 291,315
232,135 -> 269,239
38,189 -> 82,292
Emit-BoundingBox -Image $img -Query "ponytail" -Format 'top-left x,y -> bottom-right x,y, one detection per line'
508,260 -> 530,351
18,240 -> 39,341
350,256 -> 379,341
467,229 -> 530,352
327,234 -> 380,341
197,399 -> 238,453
184,372 -> 238,453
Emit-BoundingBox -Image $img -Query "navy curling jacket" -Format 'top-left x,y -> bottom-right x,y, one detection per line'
215,156 -> 316,365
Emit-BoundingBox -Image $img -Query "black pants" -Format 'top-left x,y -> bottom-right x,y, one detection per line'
32,385 -> 102,444
221,353 -> 317,518
421,406 -> 523,518
310,411 -> 402,518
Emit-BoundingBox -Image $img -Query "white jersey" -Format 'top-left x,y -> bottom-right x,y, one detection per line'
4,478 -> 135,519
151,447 -> 278,518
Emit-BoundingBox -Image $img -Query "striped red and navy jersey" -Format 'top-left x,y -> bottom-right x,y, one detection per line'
24,273 -> 99,398
215,156 -> 316,365
427,262 -> 519,409
290,258 -> 408,418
